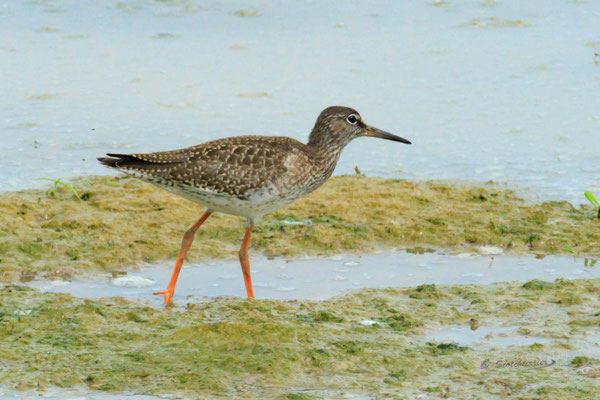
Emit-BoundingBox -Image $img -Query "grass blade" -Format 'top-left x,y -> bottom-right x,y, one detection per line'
584,191 -> 600,209
35,178 -> 83,202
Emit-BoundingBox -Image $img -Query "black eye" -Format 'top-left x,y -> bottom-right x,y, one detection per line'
346,114 -> 358,124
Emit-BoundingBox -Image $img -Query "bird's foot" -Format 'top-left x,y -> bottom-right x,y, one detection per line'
153,288 -> 174,305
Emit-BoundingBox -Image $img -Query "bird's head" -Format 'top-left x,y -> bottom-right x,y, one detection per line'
308,106 -> 411,150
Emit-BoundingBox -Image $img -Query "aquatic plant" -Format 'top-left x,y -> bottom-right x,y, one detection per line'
584,258 -> 597,268
584,191 -> 600,218
35,178 -> 83,202
0,278 -> 598,398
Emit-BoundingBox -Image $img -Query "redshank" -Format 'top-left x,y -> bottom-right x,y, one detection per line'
98,106 -> 411,303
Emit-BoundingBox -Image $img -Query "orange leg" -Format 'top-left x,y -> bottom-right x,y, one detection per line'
154,210 -> 212,304
239,221 -> 255,299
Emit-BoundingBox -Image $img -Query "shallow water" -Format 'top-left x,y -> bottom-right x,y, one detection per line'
0,387 -> 170,400
0,387 -> 371,400
425,324 -> 600,360
1,0 -> 599,204
27,252 -> 600,305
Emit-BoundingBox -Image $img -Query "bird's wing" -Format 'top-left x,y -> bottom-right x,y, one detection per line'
98,136 -> 308,199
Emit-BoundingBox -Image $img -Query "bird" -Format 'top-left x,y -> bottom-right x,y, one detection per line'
98,106 -> 411,304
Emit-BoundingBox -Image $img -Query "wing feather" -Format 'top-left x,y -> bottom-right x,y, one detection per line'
98,136 -> 310,200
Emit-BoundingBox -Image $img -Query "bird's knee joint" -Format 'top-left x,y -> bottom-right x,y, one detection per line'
183,228 -> 196,242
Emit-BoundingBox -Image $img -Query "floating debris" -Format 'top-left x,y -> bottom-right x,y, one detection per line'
479,0 -> 499,7
156,102 -> 194,109
27,93 -> 58,101
35,27 -> 59,33
431,1 -> 452,8
236,92 -> 271,98
152,33 -> 180,39
6,122 -> 38,129
233,9 -> 260,17
459,17 -> 530,28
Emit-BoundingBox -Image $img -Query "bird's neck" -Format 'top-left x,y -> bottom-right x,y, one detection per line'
306,129 -> 350,173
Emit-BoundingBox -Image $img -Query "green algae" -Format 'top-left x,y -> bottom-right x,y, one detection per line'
35,27 -> 59,33
6,122 -> 38,130
27,93 -> 58,101
233,9 -> 260,18
459,17 -> 531,28
0,278 -> 598,398
479,0 -> 499,7
156,102 -> 193,109
152,32 -> 180,39
430,0 -> 452,8
1,175 -> 599,282
236,92 -> 272,98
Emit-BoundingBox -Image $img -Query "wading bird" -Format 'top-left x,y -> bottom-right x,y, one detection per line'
98,106 -> 411,304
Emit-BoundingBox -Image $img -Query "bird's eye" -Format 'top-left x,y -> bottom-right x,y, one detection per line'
346,114 -> 358,124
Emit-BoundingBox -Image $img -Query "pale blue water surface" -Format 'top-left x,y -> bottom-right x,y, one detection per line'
27,252 -> 600,303
1,0 -> 599,205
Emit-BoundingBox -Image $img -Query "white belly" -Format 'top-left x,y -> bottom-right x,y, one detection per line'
124,170 -> 302,222
159,180 -> 295,222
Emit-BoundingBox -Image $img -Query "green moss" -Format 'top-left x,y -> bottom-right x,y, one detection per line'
522,279 -> 554,290
409,284 -> 440,299
430,342 -> 469,353
571,356 -> 595,368
281,394 -> 317,400
0,278 -> 598,398
1,175 -> 599,281
314,310 -> 344,322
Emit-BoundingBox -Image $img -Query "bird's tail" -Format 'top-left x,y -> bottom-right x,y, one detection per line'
96,153 -> 184,179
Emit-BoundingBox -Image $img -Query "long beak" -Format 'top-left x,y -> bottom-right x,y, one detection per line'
364,124 -> 411,144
